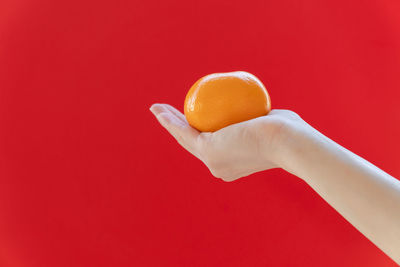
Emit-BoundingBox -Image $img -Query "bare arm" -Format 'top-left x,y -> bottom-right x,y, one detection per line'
150,103 -> 400,264
278,120 -> 400,264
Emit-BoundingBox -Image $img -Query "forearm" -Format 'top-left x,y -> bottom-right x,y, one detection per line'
278,123 -> 400,263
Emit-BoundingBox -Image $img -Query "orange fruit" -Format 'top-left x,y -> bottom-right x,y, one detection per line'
184,71 -> 271,132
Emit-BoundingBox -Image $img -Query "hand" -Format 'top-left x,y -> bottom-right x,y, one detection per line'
151,103 -> 400,263
150,103 -> 303,181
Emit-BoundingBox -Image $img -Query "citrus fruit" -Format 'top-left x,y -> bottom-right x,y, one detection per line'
184,71 -> 271,132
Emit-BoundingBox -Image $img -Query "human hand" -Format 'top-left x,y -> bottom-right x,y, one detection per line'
150,104 -> 400,264
150,103 -> 304,181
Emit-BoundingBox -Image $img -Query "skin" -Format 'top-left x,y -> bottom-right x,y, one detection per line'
150,103 -> 400,264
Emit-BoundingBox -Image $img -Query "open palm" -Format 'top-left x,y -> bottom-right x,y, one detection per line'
150,103 -> 298,181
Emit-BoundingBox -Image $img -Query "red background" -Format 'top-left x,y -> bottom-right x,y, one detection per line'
1,0 -> 400,266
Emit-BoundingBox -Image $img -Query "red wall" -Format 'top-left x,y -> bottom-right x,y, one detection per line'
1,0 -> 399,266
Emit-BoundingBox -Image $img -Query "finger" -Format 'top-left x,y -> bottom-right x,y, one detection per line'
163,104 -> 187,123
155,112 -> 200,157
150,104 -> 201,157
150,103 -> 186,127
150,104 -> 185,124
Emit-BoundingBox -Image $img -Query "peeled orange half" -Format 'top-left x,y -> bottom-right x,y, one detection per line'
184,71 -> 271,132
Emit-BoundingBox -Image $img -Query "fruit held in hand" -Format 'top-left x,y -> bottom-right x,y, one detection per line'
184,71 -> 271,132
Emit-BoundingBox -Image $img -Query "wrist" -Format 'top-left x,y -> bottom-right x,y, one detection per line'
270,116 -> 321,177
272,125 -> 302,174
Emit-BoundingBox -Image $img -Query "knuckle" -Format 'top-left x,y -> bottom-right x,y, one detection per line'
209,166 -> 233,181
210,168 -> 224,179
